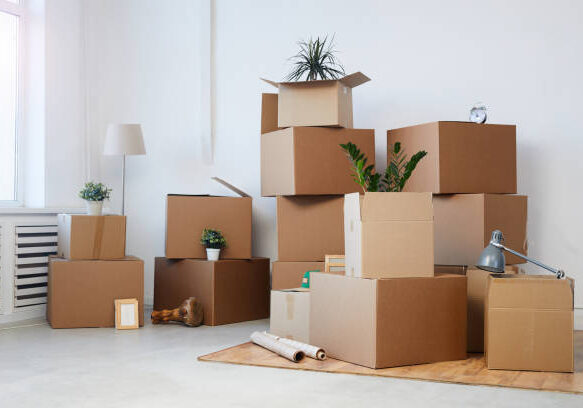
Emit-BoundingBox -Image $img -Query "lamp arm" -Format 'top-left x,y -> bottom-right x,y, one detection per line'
494,243 -> 565,279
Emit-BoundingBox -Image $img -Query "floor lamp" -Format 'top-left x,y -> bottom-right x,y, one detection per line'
103,124 -> 146,216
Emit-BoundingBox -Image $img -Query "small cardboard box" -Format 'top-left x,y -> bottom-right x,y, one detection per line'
270,288 -> 310,343
310,273 -> 467,369
165,178 -> 252,259
261,72 -> 370,128
153,257 -> 269,326
47,256 -> 144,328
344,192 -> 434,279
261,127 -> 375,196
387,121 -> 516,194
434,194 -> 527,265
272,261 -> 324,290
277,196 -> 344,261
57,214 -> 126,260
485,274 -> 574,372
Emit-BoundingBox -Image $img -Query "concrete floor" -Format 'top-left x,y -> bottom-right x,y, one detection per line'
0,317 -> 581,408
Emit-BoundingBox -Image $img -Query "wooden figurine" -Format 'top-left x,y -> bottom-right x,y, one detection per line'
151,297 -> 204,327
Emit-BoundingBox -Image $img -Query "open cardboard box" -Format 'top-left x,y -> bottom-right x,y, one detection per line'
261,72 -> 370,129
387,121 -> 516,194
344,192 -> 434,279
165,177 -> 252,259
270,288 -> 310,344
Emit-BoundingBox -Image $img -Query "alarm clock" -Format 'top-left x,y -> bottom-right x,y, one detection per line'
470,103 -> 487,124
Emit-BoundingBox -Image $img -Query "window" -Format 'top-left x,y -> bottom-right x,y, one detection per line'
0,0 -> 23,204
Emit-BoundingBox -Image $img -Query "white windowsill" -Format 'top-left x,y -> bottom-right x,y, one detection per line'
0,207 -> 87,215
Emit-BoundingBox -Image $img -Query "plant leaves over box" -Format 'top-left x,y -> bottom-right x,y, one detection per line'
285,35 -> 345,82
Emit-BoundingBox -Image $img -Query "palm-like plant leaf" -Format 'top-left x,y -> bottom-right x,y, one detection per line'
286,35 -> 345,81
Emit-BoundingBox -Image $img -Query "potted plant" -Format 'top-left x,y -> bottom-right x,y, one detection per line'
79,182 -> 112,216
200,228 -> 227,261
286,35 -> 345,81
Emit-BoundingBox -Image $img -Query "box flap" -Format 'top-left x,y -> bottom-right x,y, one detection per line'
261,93 -> 280,134
344,193 -> 362,277
338,72 -> 371,88
260,78 -> 280,88
487,274 -> 573,310
361,192 -> 433,222
261,72 -> 370,89
211,177 -> 250,197
276,287 -> 310,293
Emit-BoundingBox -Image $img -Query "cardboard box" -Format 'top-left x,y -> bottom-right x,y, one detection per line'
47,256 -> 144,328
270,288 -> 310,343
261,72 -> 370,128
261,127 -> 375,196
166,178 -> 252,259
261,93 -> 281,134
310,273 -> 467,369
57,214 -> 126,260
387,121 -> 516,194
485,274 -> 574,372
272,261 -> 324,290
153,257 -> 269,326
277,196 -> 344,261
434,194 -> 527,265
344,192 -> 434,279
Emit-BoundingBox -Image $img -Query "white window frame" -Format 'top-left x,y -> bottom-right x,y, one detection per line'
0,0 -> 26,207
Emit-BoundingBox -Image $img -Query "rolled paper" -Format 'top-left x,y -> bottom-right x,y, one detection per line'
250,331 -> 304,362
264,332 -> 327,361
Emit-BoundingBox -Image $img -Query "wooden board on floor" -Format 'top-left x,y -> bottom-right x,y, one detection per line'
199,331 -> 583,394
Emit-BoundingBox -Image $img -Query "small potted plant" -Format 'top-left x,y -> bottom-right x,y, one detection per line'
79,181 -> 111,216
200,228 -> 227,261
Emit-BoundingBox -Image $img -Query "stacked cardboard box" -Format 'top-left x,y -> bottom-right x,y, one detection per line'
48,215 -> 144,328
154,179 -> 270,326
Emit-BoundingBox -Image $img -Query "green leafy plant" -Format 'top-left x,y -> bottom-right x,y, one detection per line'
340,142 -> 427,192
78,182 -> 111,201
200,228 -> 227,249
285,35 -> 345,81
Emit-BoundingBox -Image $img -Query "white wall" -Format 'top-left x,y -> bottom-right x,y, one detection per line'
44,0 -> 583,307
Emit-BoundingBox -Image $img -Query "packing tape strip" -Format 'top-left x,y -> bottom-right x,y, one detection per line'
285,293 -> 295,320
92,216 -> 105,258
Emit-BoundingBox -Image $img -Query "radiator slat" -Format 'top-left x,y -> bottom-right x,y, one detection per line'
15,286 -> 47,296
16,236 -> 58,244
15,276 -> 48,285
16,256 -> 50,265
14,297 -> 47,307
15,226 -> 58,234
15,266 -> 49,275
15,246 -> 58,254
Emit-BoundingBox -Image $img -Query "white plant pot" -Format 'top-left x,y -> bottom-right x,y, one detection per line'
206,248 -> 220,261
86,201 -> 103,216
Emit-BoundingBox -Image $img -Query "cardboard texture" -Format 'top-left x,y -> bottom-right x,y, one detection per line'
261,72 -> 370,128
47,256 -> 144,328
153,257 -> 270,326
277,196 -> 344,261
165,180 -> 252,259
485,274 -> 574,372
310,273 -> 467,369
272,261 -> 324,290
270,289 -> 310,343
344,192 -> 434,279
434,194 -> 527,265
261,93 -> 281,134
57,214 -> 126,260
261,127 -> 375,196
387,121 -> 517,194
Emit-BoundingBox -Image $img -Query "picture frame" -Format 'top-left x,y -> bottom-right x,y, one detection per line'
114,298 -> 139,330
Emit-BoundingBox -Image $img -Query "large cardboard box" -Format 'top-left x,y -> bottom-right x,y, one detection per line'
261,72 -> 370,128
270,288 -> 310,343
57,214 -> 126,260
434,194 -> 527,265
277,196 -> 344,261
47,256 -> 144,328
261,127 -> 375,196
272,261 -> 324,290
310,273 -> 467,369
165,179 -> 252,259
153,257 -> 269,326
387,121 -> 516,194
344,192 -> 434,279
485,274 -> 574,372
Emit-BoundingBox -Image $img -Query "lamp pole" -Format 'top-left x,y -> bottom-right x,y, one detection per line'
490,241 -> 565,279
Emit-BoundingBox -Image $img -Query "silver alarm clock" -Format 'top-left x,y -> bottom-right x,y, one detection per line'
470,103 -> 487,124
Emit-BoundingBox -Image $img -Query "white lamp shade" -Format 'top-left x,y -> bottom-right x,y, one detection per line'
103,124 -> 146,156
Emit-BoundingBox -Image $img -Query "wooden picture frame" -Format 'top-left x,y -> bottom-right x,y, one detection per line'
114,298 -> 139,330
325,255 -> 345,274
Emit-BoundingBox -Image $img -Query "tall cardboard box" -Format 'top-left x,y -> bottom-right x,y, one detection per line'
57,214 -> 126,260
434,194 -> 527,265
272,261 -> 324,290
277,196 -> 344,261
387,121 -> 516,194
270,288 -> 310,343
261,127 -> 375,196
47,256 -> 144,328
485,274 -> 574,372
344,192 -> 434,279
261,72 -> 370,128
153,257 -> 269,326
310,273 -> 467,369
165,179 -> 252,259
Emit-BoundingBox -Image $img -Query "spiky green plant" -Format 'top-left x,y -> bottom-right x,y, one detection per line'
200,228 -> 227,249
340,142 -> 427,192
285,35 -> 345,81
